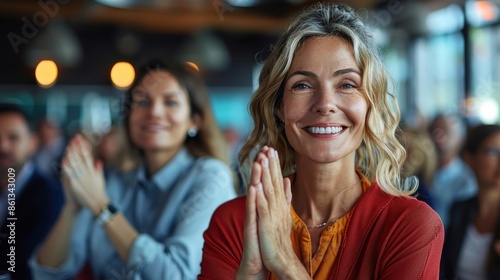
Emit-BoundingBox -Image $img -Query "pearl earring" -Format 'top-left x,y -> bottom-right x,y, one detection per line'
187,127 -> 198,137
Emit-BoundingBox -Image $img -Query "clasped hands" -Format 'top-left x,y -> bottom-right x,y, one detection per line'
61,134 -> 109,216
237,146 -> 303,279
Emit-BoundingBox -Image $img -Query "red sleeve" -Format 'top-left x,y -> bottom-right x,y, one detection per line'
198,196 -> 246,280
378,200 -> 445,280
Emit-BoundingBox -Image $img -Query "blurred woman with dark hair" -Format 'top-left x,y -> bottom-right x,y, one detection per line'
441,124 -> 500,280
30,60 -> 236,279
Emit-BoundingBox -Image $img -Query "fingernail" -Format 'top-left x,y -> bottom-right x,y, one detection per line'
257,183 -> 263,192
269,148 -> 275,158
262,158 -> 269,168
274,150 -> 278,158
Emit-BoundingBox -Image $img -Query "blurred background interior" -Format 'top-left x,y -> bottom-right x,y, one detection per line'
1,0 -> 500,144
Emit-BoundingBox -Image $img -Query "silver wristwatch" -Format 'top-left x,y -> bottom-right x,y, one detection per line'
96,203 -> 118,226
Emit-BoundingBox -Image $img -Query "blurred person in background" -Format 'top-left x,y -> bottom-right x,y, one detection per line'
441,124 -> 500,280
33,118 -> 66,181
199,4 -> 443,279
399,125 -> 437,208
0,104 -> 64,280
30,59 -> 236,279
428,113 -> 477,227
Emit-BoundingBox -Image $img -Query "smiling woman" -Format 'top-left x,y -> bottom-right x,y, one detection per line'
199,3 -> 444,280
29,59 -> 236,280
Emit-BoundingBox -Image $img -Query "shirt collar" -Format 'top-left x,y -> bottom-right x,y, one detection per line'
437,158 -> 462,177
17,160 -> 35,189
136,148 -> 194,191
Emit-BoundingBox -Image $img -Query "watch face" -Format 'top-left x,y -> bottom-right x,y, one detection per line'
108,204 -> 118,214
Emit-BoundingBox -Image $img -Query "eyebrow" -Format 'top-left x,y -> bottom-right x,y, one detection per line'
132,91 -> 181,98
287,68 -> 361,79
334,68 -> 361,77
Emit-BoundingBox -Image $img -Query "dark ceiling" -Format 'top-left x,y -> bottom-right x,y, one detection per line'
0,0 -> 453,87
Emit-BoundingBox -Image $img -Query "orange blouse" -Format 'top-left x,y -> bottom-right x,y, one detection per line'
270,172 -> 371,279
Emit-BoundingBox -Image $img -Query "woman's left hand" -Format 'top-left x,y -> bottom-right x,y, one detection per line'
253,147 -> 299,276
62,134 -> 109,216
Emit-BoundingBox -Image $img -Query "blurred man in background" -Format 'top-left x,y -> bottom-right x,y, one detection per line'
33,118 -> 65,181
0,104 -> 64,280
428,113 -> 477,227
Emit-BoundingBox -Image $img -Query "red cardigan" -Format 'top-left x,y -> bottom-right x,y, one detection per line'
199,183 -> 444,279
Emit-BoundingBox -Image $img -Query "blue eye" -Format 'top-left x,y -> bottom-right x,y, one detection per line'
293,83 -> 309,89
136,99 -> 150,107
483,147 -> 500,158
341,83 -> 356,89
291,82 -> 313,92
165,100 -> 178,107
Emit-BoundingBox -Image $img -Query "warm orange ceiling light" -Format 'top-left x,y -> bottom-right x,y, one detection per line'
186,62 -> 200,72
476,1 -> 496,21
111,62 -> 135,88
35,60 -> 58,88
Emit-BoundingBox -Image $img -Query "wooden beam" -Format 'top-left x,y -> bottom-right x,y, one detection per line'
86,4 -> 289,34
0,0 -> 88,18
0,0 -> 385,34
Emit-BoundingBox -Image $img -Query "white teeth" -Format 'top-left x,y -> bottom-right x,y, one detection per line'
307,126 -> 343,135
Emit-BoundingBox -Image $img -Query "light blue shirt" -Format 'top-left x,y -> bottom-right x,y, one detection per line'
431,158 -> 477,227
29,148 -> 236,280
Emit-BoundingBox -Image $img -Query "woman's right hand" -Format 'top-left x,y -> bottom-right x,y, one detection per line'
236,159 -> 269,280
60,135 -> 88,213
61,155 -> 81,213
236,146 -> 295,279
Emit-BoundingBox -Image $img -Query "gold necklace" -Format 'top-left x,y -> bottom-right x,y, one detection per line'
307,217 -> 341,229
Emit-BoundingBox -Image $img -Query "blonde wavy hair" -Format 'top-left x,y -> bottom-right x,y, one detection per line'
239,3 -> 411,196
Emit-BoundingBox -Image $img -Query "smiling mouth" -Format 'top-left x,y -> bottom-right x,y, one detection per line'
142,125 -> 168,132
306,126 -> 344,135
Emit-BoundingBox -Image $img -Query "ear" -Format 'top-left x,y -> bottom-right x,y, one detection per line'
191,113 -> 203,129
275,107 -> 284,122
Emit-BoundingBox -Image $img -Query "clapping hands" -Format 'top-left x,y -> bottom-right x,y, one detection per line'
61,134 -> 109,216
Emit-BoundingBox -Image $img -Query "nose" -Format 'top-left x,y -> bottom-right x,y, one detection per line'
149,100 -> 165,118
313,85 -> 337,115
0,138 -> 12,158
